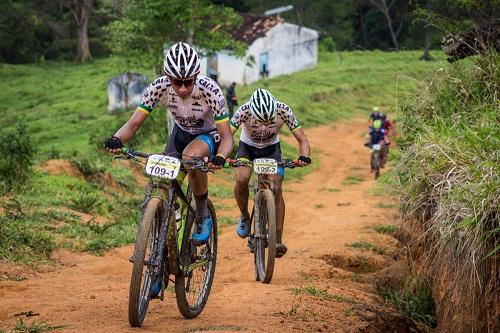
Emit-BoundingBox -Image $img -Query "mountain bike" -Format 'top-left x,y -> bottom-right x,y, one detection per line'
116,148 -> 218,327
370,143 -> 382,179
228,158 -> 301,284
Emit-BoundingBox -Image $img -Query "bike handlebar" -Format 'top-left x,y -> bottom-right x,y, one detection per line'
118,147 -> 211,172
121,147 -> 150,158
118,148 -> 306,171
225,158 -> 303,169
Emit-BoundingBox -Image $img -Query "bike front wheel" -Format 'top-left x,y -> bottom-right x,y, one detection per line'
254,189 -> 277,284
175,199 -> 218,318
371,151 -> 380,180
128,197 -> 164,327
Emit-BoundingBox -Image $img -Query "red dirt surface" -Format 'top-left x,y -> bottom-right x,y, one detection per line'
0,120 -> 411,333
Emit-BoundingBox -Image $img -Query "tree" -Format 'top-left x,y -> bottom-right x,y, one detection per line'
62,0 -> 94,62
412,0 -> 500,61
104,0 -> 245,71
367,0 -> 404,50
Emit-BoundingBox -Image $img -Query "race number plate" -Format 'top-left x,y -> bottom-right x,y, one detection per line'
372,144 -> 382,151
144,155 -> 181,179
253,158 -> 278,175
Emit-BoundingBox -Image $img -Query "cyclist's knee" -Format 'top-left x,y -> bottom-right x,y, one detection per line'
235,173 -> 250,188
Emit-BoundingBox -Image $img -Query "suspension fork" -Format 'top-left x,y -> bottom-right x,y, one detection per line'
153,184 -> 175,272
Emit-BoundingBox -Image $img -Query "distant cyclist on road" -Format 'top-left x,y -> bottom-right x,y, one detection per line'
369,106 -> 387,128
230,88 -> 311,258
364,119 -> 389,169
104,42 -> 233,244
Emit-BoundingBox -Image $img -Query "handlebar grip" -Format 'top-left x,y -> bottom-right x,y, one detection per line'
121,147 -> 150,158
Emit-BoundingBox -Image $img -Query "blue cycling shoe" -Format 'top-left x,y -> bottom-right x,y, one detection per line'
191,214 -> 213,244
236,216 -> 251,238
151,280 -> 161,298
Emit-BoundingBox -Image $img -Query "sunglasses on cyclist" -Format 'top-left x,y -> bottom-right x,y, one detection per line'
171,78 -> 195,87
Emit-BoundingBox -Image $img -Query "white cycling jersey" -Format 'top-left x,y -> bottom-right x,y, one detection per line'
230,101 -> 301,149
138,76 -> 228,134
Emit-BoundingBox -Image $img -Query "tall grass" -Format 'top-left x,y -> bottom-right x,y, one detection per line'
396,53 -> 499,331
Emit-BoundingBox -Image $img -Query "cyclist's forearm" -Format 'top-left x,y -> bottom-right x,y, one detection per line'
114,110 -> 148,143
216,122 -> 234,157
218,137 -> 233,158
292,128 -> 310,157
299,140 -> 310,157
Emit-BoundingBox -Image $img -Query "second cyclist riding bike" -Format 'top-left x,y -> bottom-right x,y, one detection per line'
229,158 -> 303,283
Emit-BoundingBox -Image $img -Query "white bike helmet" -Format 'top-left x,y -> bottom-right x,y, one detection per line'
250,88 -> 277,123
163,42 -> 201,79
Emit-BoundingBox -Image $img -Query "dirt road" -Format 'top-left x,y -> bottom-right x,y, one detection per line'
0,119 -> 403,332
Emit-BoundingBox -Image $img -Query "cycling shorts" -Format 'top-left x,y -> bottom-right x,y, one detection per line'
165,124 -> 221,158
236,142 -> 285,177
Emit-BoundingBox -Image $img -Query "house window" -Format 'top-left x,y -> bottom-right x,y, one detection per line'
259,52 -> 269,78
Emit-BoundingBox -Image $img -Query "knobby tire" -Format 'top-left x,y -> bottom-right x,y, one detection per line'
128,197 -> 164,327
175,200 -> 218,318
254,189 -> 277,284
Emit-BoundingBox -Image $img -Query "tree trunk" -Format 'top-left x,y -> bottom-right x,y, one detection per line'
420,27 -> 432,60
64,0 -> 93,63
369,0 -> 400,50
382,6 -> 399,49
420,0 -> 432,61
76,13 -> 91,62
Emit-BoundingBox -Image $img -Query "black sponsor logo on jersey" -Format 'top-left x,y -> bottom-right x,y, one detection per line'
251,130 -> 276,142
251,119 -> 277,129
241,103 -> 251,111
168,103 -> 178,109
199,78 -> 220,95
191,101 -> 203,112
176,115 -> 205,128
218,99 -> 225,108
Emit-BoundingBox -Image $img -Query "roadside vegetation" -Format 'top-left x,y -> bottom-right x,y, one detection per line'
395,52 -> 499,331
0,50 -> 446,264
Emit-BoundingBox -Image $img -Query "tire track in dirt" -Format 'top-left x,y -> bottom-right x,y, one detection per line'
0,119 -> 403,333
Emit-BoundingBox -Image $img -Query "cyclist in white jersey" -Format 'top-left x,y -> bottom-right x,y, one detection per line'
230,89 -> 311,258
104,42 -> 233,245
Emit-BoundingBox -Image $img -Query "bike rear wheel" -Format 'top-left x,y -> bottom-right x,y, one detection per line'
128,197 -> 164,327
254,189 -> 277,284
175,200 -> 218,318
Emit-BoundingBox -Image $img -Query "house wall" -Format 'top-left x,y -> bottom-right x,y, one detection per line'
244,23 -> 318,84
200,22 -> 318,86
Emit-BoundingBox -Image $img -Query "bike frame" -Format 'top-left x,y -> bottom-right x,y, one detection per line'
143,174 -> 213,278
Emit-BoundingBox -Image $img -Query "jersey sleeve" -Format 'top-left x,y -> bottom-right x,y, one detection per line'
137,76 -> 171,114
230,104 -> 249,129
277,102 -> 301,132
198,77 -> 229,124
213,89 -> 229,123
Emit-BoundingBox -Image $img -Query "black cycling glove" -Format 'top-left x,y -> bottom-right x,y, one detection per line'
211,154 -> 226,167
298,155 -> 311,164
104,136 -> 123,150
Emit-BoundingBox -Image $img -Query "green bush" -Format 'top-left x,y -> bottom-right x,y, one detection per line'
320,36 -> 336,53
0,208 -> 56,262
379,278 -> 436,327
0,119 -> 37,194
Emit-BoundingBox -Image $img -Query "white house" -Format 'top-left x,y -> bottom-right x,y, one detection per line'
200,14 -> 318,86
